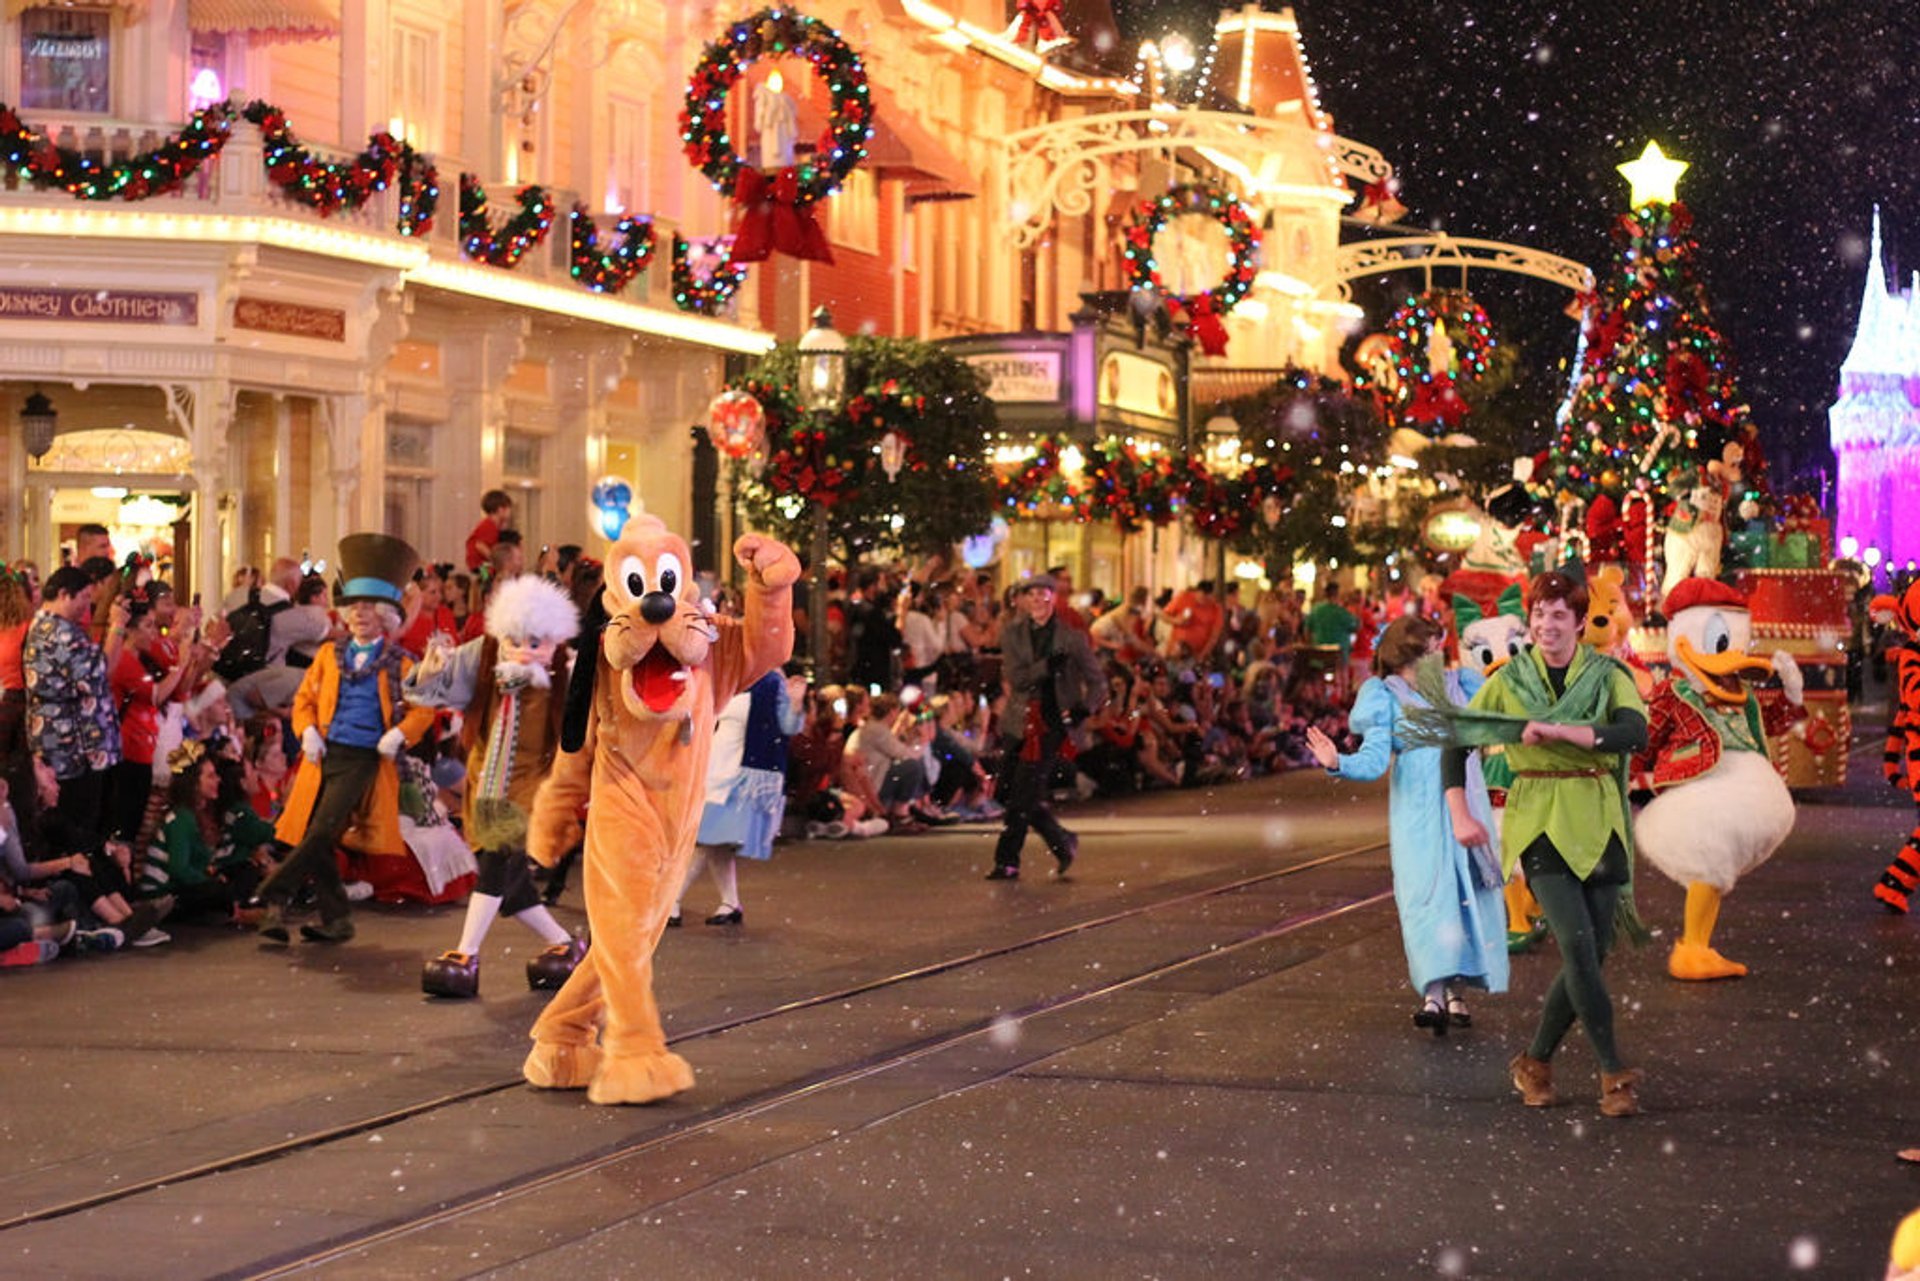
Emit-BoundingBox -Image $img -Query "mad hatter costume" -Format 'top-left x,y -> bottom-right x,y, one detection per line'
254,534 -> 435,944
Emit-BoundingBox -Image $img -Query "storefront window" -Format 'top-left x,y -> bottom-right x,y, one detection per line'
20,7 -> 111,115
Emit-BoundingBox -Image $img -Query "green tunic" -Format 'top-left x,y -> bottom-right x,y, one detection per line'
1468,643 -> 1646,879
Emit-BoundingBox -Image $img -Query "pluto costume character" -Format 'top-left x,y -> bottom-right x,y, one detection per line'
522,518 -> 798,1104
1632,577 -> 1804,979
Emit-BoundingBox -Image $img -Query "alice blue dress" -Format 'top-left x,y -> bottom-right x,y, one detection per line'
1332,668 -> 1509,997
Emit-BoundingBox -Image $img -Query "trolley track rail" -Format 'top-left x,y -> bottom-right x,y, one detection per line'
242,882 -> 1397,1279
0,837 -> 1391,1236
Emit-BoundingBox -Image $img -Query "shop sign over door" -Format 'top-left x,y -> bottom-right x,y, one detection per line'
0,286 -> 199,326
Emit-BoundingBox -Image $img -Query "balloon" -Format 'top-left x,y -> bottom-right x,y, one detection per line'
591,477 -> 633,542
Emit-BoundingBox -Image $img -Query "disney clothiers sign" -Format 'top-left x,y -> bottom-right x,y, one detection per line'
0,286 -> 199,325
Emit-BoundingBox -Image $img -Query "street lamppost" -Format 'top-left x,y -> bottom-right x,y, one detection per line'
19,388 -> 57,461
797,306 -> 848,677
1204,410 -> 1242,587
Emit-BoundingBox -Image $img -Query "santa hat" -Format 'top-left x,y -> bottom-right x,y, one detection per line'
1661,576 -> 1747,616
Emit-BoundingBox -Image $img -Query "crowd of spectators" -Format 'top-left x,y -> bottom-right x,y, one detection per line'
0,500 -> 1375,969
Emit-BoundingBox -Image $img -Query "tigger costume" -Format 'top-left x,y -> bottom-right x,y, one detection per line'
522,517 -> 798,1103
1875,580 -> 1920,913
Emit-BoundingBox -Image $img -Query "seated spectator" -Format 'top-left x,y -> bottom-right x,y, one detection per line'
2,766 -> 167,948
927,693 -> 1001,820
845,692 -> 943,830
1091,587 -> 1157,666
787,687 -> 884,838
137,743 -> 277,924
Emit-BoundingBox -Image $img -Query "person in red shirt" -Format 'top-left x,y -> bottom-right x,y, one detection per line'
1045,564 -> 1090,633
398,563 -> 458,658
464,489 -> 514,571
107,599 -> 193,843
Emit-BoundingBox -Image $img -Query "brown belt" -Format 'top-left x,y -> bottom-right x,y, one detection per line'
1513,768 -> 1609,779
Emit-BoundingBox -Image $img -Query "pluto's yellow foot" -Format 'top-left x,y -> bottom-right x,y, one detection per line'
523,1040 -> 603,1090
587,1049 -> 695,1105
1667,940 -> 1748,981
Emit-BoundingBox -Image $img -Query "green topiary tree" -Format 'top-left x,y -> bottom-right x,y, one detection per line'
733,335 -> 1000,564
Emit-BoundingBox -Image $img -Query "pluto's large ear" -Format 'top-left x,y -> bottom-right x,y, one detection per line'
562,594 -> 608,753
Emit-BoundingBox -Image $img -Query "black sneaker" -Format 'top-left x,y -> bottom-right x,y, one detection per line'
255,904 -> 290,944
1051,835 -> 1078,879
299,916 -> 356,944
985,864 -> 1020,881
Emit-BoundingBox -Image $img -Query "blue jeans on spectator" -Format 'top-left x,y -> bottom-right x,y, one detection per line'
878,758 -> 927,810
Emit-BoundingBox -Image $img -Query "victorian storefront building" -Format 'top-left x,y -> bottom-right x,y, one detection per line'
0,0 -> 1394,600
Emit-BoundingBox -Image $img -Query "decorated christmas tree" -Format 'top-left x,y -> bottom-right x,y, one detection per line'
1548,143 -> 1765,509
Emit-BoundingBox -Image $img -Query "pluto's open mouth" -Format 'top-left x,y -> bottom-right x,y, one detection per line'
632,644 -> 690,713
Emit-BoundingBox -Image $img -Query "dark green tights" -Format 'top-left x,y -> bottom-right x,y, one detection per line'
1519,834 -> 1629,1073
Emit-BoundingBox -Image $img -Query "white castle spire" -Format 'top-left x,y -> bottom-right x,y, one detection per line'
1831,207 -> 1920,568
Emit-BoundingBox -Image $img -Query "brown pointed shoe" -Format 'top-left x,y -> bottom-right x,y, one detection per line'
1599,1067 -> 1643,1117
1509,1052 -> 1556,1107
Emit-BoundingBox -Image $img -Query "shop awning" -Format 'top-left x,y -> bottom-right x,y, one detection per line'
792,83 -> 977,204
188,0 -> 339,43
867,85 -> 977,204
7,0 -> 143,17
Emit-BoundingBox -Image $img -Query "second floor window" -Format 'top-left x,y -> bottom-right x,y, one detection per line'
606,96 -> 647,213
826,167 -> 878,256
20,7 -> 110,115
389,22 -> 439,151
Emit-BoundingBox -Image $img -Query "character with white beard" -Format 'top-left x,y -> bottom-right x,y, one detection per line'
405,575 -> 585,998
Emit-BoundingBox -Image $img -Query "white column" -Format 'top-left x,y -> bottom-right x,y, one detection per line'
174,379 -> 234,609
440,314 -> 531,546
322,386 -> 390,542
549,333 -> 635,548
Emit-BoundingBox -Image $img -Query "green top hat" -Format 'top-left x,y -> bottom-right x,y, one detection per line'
335,533 -> 419,607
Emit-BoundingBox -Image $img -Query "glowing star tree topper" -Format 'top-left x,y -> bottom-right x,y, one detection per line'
1617,141 -> 1689,209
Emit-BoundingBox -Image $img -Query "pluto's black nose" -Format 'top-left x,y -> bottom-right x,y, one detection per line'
640,591 -> 676,625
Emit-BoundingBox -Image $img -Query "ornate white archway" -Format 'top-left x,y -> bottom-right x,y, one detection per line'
1329,233 -> 1593,300
1003,109 -> 1391,252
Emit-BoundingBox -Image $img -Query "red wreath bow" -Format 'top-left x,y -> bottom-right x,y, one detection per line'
1009,0 -> 1068,47
730,166 -> 834,264
1174,293 -> 1231,357
1405,374 -> 1470,429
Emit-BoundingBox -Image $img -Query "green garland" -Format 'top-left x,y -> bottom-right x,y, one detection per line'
671,233 -> 748,313
569,205 -> 656,294
459,174 -> 556,268
0,101 -> 233,200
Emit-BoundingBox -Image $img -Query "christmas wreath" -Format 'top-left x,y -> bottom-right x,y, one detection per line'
459,175 -> 556,268
1122,182 -> 1260,356
569,206 -> 656,295
0,101 -> 233,200
671,233 -> 749,314
679,6 -> 871,264
745,379 -> 863,507
1385,288 -> 1495,430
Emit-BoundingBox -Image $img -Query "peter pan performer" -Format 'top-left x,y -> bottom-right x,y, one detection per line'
252,534 -> 435,945
1412,570 -> 1650,1119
